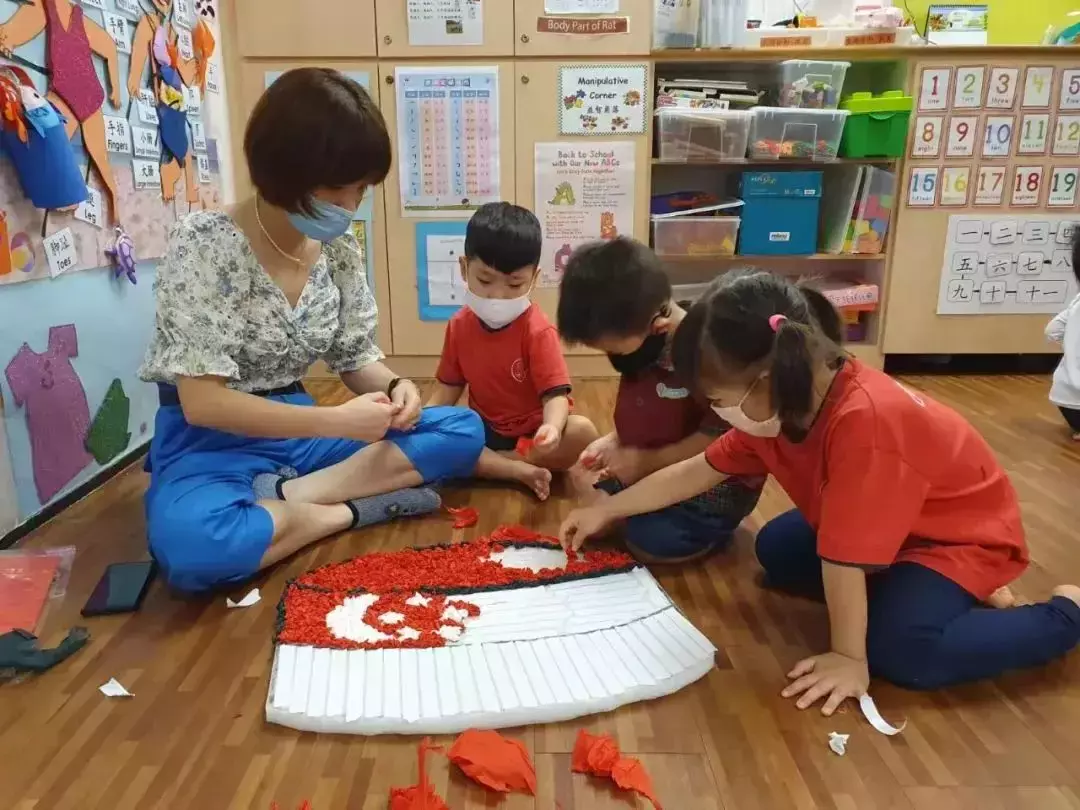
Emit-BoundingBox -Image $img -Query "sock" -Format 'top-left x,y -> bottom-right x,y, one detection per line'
345,487 -> 441,529
252,466 -> 298,501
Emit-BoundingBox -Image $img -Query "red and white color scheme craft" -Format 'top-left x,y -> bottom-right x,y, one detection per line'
267,526 -> 717,735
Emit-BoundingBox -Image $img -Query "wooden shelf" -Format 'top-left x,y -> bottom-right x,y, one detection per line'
651,45 -> 1064,63
659,253 -> 887,263
652,158 -> 898,167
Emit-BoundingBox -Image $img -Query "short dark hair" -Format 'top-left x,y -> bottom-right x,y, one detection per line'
672,269 -> 843,439
464,202 -> 542,273
244,68 -> 391,215
557,237 -> 671,345
1072,227 -> 1080,287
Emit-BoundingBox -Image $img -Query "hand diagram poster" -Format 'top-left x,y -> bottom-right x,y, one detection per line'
938,214 -> 1079,315
394,65 -> 501,217
534,141 -> 635,288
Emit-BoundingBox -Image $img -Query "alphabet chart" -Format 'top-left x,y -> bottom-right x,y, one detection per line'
395,65 -> 501,217
938,215 -> 1079,314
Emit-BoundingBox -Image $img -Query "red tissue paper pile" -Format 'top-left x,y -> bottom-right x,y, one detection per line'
387,728 -> 662,808
445,506 -> 479,529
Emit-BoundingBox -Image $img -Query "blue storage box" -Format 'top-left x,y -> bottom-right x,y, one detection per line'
739,170 -> 823,255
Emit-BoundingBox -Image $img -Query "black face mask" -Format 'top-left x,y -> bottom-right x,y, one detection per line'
607,333 -> 667,376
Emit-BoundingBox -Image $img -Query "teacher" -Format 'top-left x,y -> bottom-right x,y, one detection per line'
139,68 -> 484,592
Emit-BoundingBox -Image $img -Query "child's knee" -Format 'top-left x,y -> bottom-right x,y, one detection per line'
867,636 -> 948,691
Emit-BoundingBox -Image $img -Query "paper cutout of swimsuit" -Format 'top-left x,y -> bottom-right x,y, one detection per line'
4,324 -> 92,504
0,69 -> 89,211
0,0 -> 123,222
85,378 -> 131,465
128,1 -> 213,204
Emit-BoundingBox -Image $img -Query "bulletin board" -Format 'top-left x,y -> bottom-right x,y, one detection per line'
0,0 -> 227,287
884,57 -> 1080,354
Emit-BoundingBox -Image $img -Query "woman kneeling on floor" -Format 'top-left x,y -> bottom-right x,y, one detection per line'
139,69 -> 484,593
560,268 -> 1080,711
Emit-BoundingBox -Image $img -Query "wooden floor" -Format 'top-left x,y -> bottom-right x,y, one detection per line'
4,374 -> 1080,809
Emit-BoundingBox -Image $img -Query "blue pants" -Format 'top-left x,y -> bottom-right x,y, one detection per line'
598,479 -> 739,561
145,393 -> 484,593
756,510 -> 1080,690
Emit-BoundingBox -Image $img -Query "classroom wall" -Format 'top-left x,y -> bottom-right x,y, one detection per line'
0,0 -> 234,536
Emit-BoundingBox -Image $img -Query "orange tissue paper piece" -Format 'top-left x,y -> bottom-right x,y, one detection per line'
448,729 -> 537,795
515,436 -> 534,456
571,730 -> 663,809
446,505 -> 479,529
389,738 -> 448,810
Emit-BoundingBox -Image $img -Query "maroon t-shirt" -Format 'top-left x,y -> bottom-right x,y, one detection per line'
614,342 -> 722,449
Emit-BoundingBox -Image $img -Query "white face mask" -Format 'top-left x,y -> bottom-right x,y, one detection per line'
711,376 -> 782,438
464,284 -> 532,329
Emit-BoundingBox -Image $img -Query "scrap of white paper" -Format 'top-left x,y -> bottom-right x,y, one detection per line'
74,188 -> 104,229
407,0 -> 483,47
99,677 -> 132,697
828,731 -> 849,756
859,694 -> 906,736
44,228 -> 78,278
226,588 -> 261,608
545,0 -> 619,12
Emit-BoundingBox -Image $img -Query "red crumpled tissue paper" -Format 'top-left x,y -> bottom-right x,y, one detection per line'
448,728 -> 537,794
571,729 -> 663,809
270,802 -> 311,810
446,506 -> 479,529
389,738 -> 449,810
515,436 -> 534,457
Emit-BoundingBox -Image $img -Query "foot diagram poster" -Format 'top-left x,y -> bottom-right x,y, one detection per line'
534,141 -> 635,288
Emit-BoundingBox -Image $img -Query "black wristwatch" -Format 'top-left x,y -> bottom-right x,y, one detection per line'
387,377 -> 405,397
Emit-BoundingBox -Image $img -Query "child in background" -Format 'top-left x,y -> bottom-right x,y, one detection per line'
560,268 -> 1080,711
426,203 -> 598,500
1045,231 -> 1080,438
557,238 -> 763,562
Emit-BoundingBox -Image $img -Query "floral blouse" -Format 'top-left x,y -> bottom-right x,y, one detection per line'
139,210 -> 382,392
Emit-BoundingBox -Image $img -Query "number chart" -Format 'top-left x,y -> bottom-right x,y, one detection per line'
938,215 -> 1079,315
395,65 -> 501,217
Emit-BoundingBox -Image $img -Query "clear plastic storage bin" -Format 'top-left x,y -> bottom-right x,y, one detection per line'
652,216 -> 741,257
779,60 -> 850,109
748,107 -> 849,160
656,108 -> 752,161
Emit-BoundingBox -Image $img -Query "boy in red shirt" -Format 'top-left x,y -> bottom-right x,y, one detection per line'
560,268 -> 1080,706
557,238 -> 763,562
427,203 -> 598,499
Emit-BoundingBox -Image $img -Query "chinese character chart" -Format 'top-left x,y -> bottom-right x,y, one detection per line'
395,66 -> 501,217
938,215 -> 1080,314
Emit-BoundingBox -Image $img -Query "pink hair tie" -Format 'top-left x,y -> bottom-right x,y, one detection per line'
768,314 -> 788,332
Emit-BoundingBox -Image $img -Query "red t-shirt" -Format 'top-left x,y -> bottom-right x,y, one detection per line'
703,359 -> 1028,600
436,305 -> 571,437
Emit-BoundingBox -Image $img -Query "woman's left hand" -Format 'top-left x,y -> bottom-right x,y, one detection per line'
389,379 -> 422,431
781,651 -> 869,716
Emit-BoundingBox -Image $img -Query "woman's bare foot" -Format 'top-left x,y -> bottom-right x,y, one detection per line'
1051,584 -> 1080,607
510,460 -> 552,501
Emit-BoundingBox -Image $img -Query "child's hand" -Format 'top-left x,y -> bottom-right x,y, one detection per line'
781,651 -> 869,716
605,446 -> 647,486
532,423 -> 561,454
559,506 -> 612,552
579,433 -> 619,471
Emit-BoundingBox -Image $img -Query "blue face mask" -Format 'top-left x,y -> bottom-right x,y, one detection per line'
287,198 -> 356,242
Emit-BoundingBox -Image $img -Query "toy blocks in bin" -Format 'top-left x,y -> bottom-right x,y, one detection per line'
844,166 -> 895,254
656,108 -> 752,162
739,171 -> 822,256
839,91 -> 912,158
748,108 -> 848,161
820,283 -> 879,343
652,216 -> 741,257
779,60 -> 850,110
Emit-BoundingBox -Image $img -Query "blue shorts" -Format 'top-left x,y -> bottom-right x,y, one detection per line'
144,392 -> 483,593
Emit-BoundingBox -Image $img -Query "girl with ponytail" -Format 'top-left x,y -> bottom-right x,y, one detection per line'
560,269 -> 1080,713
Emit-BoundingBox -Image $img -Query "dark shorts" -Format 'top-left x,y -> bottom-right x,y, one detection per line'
482,417 -> 521,452
1059,406 -> 1080,432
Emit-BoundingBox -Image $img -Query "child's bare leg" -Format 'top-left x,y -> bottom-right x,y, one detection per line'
528,415 -> 600,471
474,447 -> 552,500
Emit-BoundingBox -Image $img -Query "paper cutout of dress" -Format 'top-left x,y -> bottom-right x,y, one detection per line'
0,74 -> 88,210
85,378 -> 131,466
4,324 -> 92,504
0,393 -> 20,534
0,0 -> 122,221
267,528 -> 717,735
